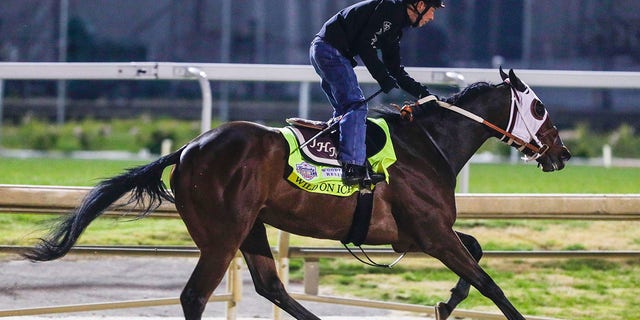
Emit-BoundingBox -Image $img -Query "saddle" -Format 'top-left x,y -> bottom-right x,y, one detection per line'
285,117 -> 388,167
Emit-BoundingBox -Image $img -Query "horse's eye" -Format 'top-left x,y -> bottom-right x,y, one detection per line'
531,100 -> 546,120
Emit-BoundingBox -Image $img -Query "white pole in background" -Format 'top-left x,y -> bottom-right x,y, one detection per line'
187,67 -> 213,133
522,0 -> 533,68
219,0 -> 231,122
56,0 -> 69,125
0,79 -> 4,147
603,144 -> 612,168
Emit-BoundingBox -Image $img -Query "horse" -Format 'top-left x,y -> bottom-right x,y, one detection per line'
23,68 -> 571,320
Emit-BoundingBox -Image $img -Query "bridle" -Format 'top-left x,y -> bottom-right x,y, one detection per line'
397,82 -> 552,161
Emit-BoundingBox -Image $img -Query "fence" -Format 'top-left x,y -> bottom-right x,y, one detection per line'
1,63 -> 640,318
2,62 -> 640,126
2,62 -> 640,192
1,184 -> 639,319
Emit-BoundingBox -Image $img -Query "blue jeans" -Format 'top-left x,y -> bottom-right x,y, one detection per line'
309,37 -> 367,166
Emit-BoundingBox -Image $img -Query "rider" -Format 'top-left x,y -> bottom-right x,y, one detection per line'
310,0 -> 444,186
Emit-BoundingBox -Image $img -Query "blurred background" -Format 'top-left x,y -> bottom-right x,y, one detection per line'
0,0 -> 639,160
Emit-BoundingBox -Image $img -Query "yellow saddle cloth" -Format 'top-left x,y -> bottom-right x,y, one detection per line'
279,117 -> 396,197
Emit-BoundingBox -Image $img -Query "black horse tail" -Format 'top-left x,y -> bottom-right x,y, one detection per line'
23,146 -> 185,262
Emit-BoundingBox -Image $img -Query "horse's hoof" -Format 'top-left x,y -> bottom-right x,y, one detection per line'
435,301 -> 451,320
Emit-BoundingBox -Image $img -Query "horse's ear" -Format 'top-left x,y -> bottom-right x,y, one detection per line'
508,69 -> 527,92
499,66 -> 508,81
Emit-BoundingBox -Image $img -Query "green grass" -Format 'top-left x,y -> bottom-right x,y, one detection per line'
1,158 -> 639,320
0,158 -> 148,186
1,158 -> 638,192
464,163 -> 640,193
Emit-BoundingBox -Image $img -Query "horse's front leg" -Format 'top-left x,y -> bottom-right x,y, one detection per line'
435,231 -> 483,320
241,220 -> 321,320
421,227 -> 525,320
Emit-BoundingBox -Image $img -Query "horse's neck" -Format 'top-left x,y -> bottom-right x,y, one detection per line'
423,88 -> 509,175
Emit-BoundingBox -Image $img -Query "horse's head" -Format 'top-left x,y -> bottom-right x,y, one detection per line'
499,67 -> 571,172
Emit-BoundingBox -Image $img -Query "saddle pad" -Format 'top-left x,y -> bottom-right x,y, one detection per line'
279,117 -> 396,197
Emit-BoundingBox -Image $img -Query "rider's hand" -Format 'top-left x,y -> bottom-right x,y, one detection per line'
380,76 -> 398,93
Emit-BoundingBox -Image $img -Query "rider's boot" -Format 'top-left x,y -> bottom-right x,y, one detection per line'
341,163 -> 367,186
342,163 -> 386,186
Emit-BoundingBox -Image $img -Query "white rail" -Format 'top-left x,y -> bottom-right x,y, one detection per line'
1,185 -> 638,319
1,62 -> 640,87
2,62 -> 640,127
1,64 -> 640,319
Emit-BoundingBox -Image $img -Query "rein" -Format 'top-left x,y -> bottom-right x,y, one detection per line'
400,91 -> 549,161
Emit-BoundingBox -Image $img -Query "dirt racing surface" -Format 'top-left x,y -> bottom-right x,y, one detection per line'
0,255 -> 424,319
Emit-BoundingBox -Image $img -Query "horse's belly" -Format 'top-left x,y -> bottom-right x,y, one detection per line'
259,196 -> 400,245
260,205 -> 352,241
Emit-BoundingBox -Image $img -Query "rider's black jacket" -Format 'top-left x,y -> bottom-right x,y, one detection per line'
316,0 -> 431,98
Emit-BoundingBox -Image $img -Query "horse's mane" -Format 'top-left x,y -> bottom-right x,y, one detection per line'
369,81 -> 495,120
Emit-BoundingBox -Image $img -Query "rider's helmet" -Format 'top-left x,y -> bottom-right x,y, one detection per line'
403,0 -> 445,9
403,0 -> 444,27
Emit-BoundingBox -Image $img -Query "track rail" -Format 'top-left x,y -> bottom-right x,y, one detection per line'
1,184 -> 639,220
1,185 -> 639,319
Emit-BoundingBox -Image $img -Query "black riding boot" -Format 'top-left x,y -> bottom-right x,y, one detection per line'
341,163 -> 367,186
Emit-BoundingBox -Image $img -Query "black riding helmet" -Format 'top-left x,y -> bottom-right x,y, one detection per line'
403,0 -> 445,27
403,0 -> 445,7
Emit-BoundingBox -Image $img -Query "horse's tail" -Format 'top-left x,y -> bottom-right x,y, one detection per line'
23,146 -> 185,262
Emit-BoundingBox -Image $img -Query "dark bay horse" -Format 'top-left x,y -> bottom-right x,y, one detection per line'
24,68 -> 570,320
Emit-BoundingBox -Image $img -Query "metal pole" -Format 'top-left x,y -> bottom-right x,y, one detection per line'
459,162 -> 470,193
0,79 -> 3,148
187,67 -> 213,133
274,230 -> 291,320
522,0 -> 533,68
56,0 -> 69,125
219,0 -> 231,122
252,0 -> 266,98
298,81 -> 310,118
444,72 -> 470,193
226,257 -> 241,320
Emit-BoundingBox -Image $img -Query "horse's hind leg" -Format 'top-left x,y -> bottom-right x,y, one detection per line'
172,157 -> 248,319
180,249 -> 237,320
436,231 -> 483,320
240,221 -> 321,320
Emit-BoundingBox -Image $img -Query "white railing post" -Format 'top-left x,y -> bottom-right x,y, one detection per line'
444,71 -> 470,193
298,81 -> 311,119
274,230 -> 291,320
603,144 -> 612,168
0,79 -> 3,147
459,162 -> 470,193
186,67 -> 213,133
226,256 -> 242,320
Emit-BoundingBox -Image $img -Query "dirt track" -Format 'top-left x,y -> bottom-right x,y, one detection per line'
0,255 -> 416,319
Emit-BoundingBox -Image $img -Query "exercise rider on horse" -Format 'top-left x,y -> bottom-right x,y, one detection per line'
310,0 -> 444,186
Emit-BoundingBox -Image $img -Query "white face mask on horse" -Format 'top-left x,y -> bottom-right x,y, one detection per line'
502,76 -> 549,161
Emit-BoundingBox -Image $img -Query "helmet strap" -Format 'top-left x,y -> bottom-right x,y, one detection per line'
409,3 -> 429,27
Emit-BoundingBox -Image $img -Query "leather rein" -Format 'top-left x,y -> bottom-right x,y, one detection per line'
396,87 -> 550,161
